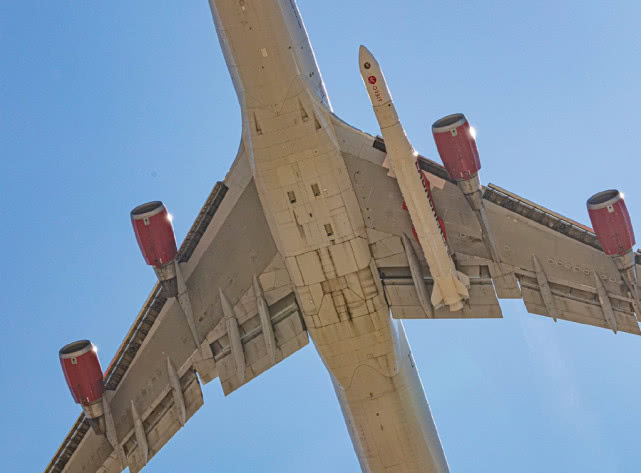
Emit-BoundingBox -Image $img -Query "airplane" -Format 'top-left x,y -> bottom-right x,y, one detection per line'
44,1 -> 641,473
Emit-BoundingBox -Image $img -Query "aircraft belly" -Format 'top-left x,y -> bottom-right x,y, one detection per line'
249,100 -> 449,472
209,0 -> 330,112
332,321 -> 450,473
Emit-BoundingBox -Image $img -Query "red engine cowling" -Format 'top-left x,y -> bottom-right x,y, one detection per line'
432,113 -> 481,181
131,201 -> 177,267
587,189 -> 635,256
59,340 -> 104,418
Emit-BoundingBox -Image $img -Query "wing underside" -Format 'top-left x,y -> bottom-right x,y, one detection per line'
333,115 -> 640,334
46,147 -> 309,473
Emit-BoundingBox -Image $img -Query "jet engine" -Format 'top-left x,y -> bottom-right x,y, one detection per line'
59,340 -> 104,420
432,113 -> 480,184
432,113 -> 485,209
587,189 -> 639,312
587,190 -> 635,256
131,201 -> 179,297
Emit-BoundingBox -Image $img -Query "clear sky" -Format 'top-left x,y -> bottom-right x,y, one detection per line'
2,1 -> 641,472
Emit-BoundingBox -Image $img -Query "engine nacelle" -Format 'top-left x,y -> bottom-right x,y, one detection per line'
131,201 -> 178,296
59,340 -> 104,419
587,190 -> 635,256
131,201 -> 177,266
432,113 -> 481,182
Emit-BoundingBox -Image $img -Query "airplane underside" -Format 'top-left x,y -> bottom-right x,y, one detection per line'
46,2 -> 641,473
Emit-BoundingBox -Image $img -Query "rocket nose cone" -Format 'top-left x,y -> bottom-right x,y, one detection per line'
359,45 -> 378,71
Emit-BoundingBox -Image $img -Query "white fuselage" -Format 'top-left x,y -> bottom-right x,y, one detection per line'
208,1 -> 450,471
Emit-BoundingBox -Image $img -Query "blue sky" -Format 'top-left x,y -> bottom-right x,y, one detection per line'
2,1 -> 641,472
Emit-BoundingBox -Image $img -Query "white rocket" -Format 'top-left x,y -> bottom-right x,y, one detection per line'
359,46 -> 469,311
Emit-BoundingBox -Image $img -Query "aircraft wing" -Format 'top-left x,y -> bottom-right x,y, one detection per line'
45,145 -> 308,473
333,116 -> 640,335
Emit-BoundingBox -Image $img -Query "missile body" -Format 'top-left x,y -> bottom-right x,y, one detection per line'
359,46 -> 469,311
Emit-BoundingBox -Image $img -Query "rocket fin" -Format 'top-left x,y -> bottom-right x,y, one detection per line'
430,282 -> 444,309
455,271 -> 470,296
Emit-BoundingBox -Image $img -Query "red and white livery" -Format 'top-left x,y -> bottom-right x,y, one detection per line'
131,201 -> 179,297
59,340 -> 104,419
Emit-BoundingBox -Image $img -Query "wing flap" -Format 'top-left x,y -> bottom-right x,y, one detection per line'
519,275 -> 640,335
193,253 -> 309,396
212,291 -> 308,395
382,272 -> 502,320
126,369 -> 203,473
